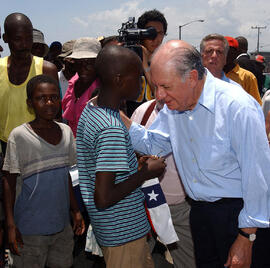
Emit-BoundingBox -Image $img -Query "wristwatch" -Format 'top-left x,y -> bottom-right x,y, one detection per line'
238,229 -> 256,241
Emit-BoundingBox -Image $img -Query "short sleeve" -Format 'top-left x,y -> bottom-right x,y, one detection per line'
3,138 -> 20,174
95,127 -> 130,173
69,130 -> 77,166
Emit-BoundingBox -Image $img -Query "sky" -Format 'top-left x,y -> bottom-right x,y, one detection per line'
1,0 -> 270,57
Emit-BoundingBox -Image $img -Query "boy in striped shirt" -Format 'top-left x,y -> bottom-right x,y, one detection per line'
76,45 -> 166,268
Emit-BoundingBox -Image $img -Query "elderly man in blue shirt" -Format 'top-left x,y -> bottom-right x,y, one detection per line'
122,40 -> 270,268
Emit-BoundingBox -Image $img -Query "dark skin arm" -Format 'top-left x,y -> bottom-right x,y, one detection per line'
94,157 -> 166,209
2,172 -> 23,255
68,175 -> 85,235
43,60 -> 59,83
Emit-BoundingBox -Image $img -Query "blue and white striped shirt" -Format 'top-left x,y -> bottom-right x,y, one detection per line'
76,104 -> 150,246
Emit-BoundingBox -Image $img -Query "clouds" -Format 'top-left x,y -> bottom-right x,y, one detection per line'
71,1 -> 146,37
1,0 -> 270,56
69,0 -> 270,52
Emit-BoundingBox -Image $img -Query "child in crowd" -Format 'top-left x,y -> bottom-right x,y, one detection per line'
2,74 -> 85,268
76,45 -> 166,268
62,37 -> 101,137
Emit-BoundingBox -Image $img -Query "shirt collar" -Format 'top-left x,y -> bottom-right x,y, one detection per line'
197,69 -> 215,114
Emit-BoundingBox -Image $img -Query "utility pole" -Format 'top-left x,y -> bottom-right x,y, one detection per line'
251,26 -> 266,53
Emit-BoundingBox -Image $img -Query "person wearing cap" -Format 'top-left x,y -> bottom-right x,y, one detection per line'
45,41 -> 63,71
58,40 -> 76,98
62,37 -> 101,137
31,28 -> 49,58
223,36 -> 262,105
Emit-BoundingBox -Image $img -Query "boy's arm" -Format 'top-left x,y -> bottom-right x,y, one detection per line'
95,157 -> 166,209
2,172 -> 23,255
68,175 -> 85,235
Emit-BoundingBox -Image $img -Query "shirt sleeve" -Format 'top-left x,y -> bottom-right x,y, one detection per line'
68,128 -> 77,166
230,102 -> 270,228
129,108 -> 172,157
2,138 -> 20,174
246,74 -> 262,105
95,127 -> 130,173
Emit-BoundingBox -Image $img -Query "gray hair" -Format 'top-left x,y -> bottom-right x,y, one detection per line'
167,46 -> 205,81
200,33 -> 229,56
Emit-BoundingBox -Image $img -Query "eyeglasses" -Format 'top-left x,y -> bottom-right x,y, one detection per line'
204,49 -> 225,56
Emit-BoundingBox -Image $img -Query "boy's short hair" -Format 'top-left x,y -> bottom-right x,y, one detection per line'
27,74 -> 59,99
137,9 -> 167,34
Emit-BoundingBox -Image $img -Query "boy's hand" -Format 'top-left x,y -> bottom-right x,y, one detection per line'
71,210 -> 85,235
8,225 -> 23,256
141,157 -> 166,179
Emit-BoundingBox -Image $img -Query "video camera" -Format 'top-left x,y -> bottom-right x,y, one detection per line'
118,17 -> 157,59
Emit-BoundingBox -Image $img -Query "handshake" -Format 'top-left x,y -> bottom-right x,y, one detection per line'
137,154 -> 166,180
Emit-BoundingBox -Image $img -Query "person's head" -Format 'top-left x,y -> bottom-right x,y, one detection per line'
67,37 -> 101,82
95,45 -> 143,101
255,54 -> 266,72
137,9 -> 167,54
31,28 -> 49,57
223,36 -> 239,72
58,40 -> 76,76
151,40 -> 205,111
3,13 -> 33,59
200,34 -> 229,78
100,36 -> 120,48
235,36 -> 248,54
27,74 -> 60,120
48,41 -> 62,58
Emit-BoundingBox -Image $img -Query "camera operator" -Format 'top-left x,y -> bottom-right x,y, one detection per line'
126,9 -> 167,116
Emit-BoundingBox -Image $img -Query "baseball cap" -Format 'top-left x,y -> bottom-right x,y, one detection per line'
256,54 -> 265,63
58,40 -> 76,58
67,37 -> 101,59
224,36 -> 239,49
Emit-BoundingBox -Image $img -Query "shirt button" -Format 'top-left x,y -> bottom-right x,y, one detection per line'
193,179 -> 197,183
192,158 -> 196,162
189,116 -> 193,120
190,138 -> 193,142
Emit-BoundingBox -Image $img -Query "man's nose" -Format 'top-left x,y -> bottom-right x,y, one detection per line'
156,87 -> 166,101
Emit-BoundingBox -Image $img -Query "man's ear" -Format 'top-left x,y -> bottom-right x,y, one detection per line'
188,69 -> 198,87
113,73 -> 124,88
3,33 -> 8,44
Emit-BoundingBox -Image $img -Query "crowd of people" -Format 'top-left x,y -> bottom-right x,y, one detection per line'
0,8 -> 269,268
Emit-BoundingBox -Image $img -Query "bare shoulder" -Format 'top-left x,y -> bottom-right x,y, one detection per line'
42,60 -> 59,82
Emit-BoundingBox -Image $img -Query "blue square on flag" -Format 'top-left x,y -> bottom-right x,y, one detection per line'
141,183 -> 167,209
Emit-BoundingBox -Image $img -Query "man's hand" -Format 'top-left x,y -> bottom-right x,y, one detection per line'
141,156 -> 166,179
8,225 -> 23,256
224,234 -> 253,268
71,210 -> 85,236
141,45 -> 151,70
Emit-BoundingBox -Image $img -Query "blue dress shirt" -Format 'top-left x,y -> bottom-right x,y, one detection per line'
129,71 -> 270,228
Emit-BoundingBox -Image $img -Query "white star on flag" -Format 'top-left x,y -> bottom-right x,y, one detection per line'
148,190 -> 159,201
